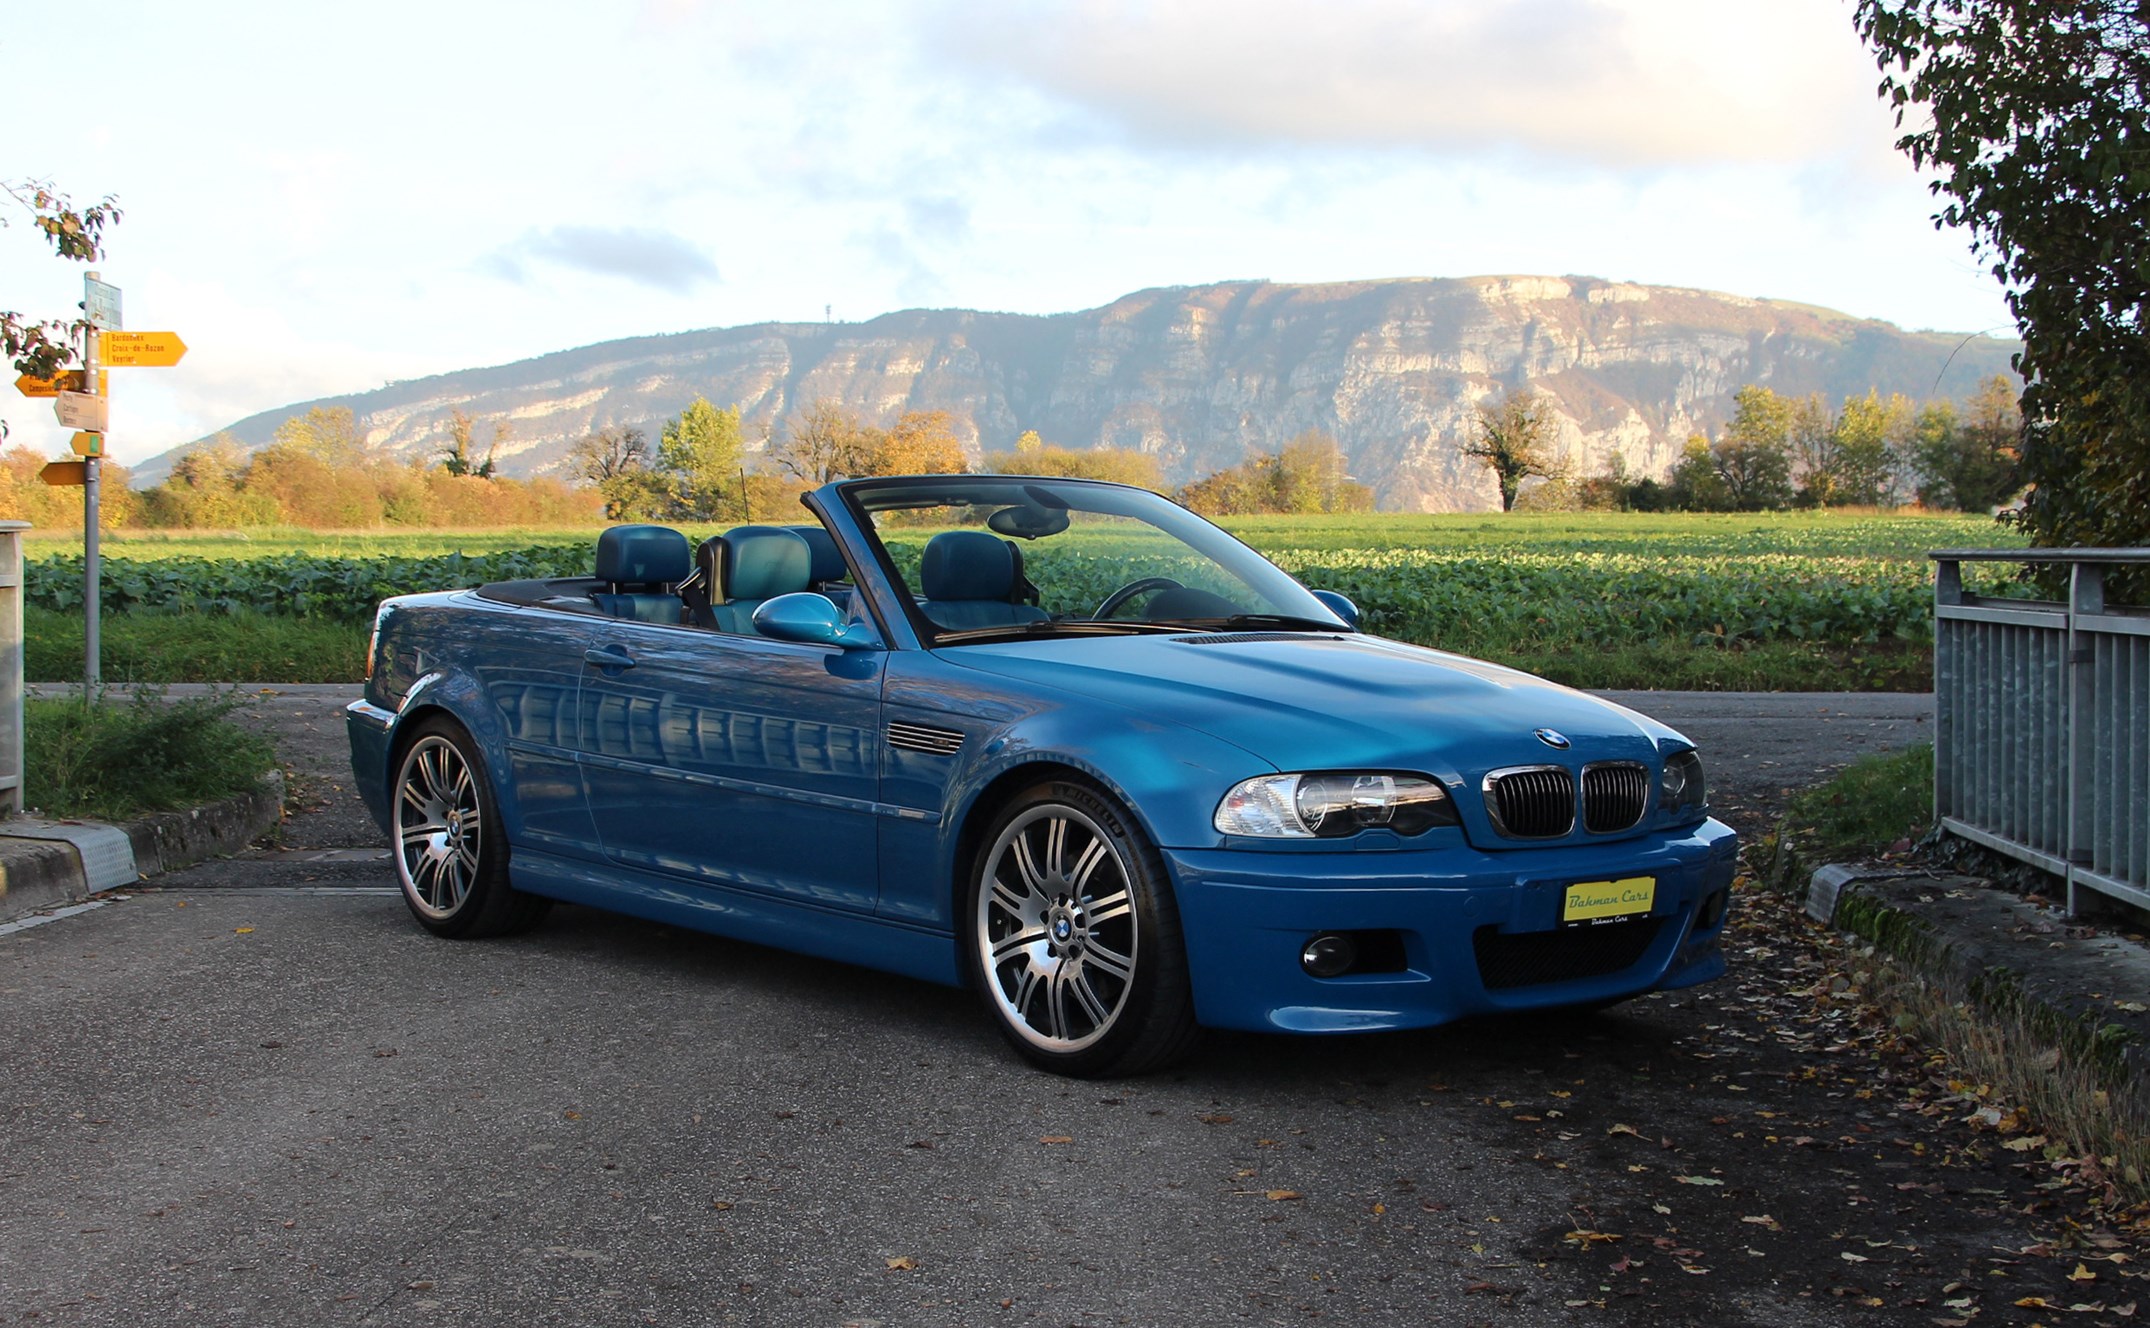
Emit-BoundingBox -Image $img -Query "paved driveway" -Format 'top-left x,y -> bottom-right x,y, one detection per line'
22,689 -> 2100,1328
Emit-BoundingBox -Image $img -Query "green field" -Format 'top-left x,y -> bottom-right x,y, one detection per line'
21,510 -> 2024,690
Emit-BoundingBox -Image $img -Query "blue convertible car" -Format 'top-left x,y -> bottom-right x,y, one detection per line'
349,475 -> 1736,1075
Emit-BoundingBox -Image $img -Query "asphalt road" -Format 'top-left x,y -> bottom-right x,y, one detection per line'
18,688 -> 2135,1326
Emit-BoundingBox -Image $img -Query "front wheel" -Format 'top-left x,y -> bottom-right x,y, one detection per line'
390,717 -> 550,938
966,780 -> 1200,1076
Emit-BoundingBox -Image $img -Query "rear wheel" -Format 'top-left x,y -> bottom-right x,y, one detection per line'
390,717 -> 549,938
966,779 -> 1200,1076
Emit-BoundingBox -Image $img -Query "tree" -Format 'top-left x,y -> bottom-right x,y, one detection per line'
1270,431 -> 1373,513
868,409 -> 967,476
1666,435 -> 1730,510
1910,375 -> 2022,510
1463,389 -> 1563,511
1856,0 -> 2150,555
657,397 -> 745,520
772,399 -> 878,484
2,179 -> 121,385
437,414 -> 502,479
1712,386 -> 1796,510
1176,433 -> 1374,515
986,438 -> 1165,490
568,425 -> 665,520
271,405 -> 371,466
1830,390 -> 1910,507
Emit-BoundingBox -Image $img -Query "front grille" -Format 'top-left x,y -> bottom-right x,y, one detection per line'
1472,919 -> 1663,991
887,721 -> 964,756
1582,762 -> 1651,833
1483,765 -> 1574,838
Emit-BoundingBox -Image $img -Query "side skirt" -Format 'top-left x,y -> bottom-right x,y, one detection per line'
510,847 -> 963,989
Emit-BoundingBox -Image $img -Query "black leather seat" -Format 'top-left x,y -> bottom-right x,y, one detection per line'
691,526 -> 814,633
788,524 -> 849,588
917,530 -> 1050,632
590,524 -> 690,623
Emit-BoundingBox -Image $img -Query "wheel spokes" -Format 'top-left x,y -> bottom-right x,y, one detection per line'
396,737 -> 485,919
978,801 -> 1143,1054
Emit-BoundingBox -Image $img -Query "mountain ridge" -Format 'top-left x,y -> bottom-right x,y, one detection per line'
146,275 -> 2020,510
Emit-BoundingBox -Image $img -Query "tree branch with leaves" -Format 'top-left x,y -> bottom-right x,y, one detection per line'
2,179 -> 122,381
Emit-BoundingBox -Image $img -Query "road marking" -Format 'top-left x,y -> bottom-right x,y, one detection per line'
0,898 -> 116,937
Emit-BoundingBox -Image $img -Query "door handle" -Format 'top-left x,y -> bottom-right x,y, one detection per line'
584,646 -> 636,669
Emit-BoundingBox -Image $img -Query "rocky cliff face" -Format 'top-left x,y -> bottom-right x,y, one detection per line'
156,276 -> 2021,511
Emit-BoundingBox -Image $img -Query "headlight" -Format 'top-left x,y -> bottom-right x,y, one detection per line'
1215,772 -> 1458,838
1660,749 -> 1707,818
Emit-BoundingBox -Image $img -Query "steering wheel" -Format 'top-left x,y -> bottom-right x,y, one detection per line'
1093,576 -> 1183,619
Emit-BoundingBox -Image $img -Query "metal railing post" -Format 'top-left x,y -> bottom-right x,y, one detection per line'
1933,548 -> 2150,915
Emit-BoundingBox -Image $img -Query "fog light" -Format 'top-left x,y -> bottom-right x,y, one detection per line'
1695,888 -> 1729,930
1301,932 -> 1357,978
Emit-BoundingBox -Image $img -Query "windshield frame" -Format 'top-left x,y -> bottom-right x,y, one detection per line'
831,474 -> 1351,648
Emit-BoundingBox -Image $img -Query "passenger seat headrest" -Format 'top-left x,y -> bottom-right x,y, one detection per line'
787,524 -> 848,584
719,525 -> 814,601
921,530 -> 1019,601
595,524 -> 690,587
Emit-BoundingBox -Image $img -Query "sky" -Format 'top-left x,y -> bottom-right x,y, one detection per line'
0,0 -> 2014,469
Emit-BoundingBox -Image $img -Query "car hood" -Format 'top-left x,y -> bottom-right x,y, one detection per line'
940,631 -> 1687,780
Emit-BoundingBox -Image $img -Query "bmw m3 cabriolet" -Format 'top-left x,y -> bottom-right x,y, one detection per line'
348,474 -> 1736,1075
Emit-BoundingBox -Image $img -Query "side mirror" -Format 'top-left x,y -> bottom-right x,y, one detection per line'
1310,589 -> 1360,630
753,592 -> 881,650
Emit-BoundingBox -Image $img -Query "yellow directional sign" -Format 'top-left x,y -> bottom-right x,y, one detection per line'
15,369 -> 107,397
40,460 -> 88,487
70,431 -> 104,457
100,330 -> 187,367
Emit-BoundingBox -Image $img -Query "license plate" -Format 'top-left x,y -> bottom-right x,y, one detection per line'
1561,875 -> 1656,927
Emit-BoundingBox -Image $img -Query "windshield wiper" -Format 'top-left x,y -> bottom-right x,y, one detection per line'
929,619 -> 1182,646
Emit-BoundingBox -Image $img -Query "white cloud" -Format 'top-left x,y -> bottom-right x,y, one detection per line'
932,0 -> 1893,168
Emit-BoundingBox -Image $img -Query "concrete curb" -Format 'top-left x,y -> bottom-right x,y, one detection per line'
1807,864 -> 2149,1185
0,770 -> 284,922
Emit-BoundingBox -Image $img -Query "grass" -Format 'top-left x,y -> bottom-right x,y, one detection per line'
26,607 -> 365,684
21,690 -> 276,819
1780,742 -> 1937,860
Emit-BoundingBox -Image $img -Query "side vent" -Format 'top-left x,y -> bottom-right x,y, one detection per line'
888,721 -> 965,756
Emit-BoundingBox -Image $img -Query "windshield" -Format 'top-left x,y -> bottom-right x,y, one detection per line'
837,476 -> 1348,644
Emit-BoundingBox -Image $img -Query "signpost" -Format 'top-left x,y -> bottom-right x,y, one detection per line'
6,273 -> 186,687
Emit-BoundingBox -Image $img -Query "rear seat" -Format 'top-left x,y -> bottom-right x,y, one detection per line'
589,524 -> 690,623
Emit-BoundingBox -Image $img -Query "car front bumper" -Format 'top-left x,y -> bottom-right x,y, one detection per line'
1163,817 -> 1739,1034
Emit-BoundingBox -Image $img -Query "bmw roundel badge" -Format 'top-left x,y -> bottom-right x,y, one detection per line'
1533,727 -> 1571,750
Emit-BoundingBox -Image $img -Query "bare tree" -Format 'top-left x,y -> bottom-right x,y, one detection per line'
1463,390 -> 1564,511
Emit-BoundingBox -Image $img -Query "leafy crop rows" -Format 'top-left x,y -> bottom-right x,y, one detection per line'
25,530 -> 1967,651
25,546 -> 591,621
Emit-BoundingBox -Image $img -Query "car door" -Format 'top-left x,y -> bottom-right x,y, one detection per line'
574,618 -> 886,911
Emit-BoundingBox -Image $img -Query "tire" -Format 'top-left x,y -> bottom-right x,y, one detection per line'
965,779 -> 1200,1076
389,717 -> 550,939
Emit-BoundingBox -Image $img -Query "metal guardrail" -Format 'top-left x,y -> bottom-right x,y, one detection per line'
1933,548 -> 2150,915
0,520 -> 24,815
